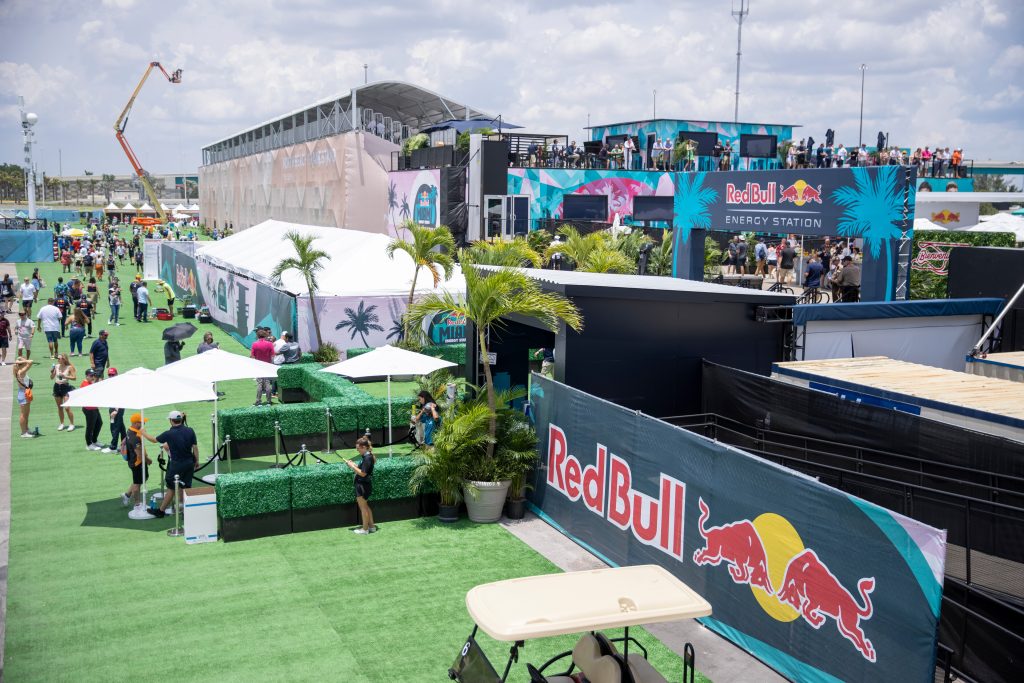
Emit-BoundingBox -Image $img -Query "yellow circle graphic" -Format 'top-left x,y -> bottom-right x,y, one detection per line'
751,513 -> 803,622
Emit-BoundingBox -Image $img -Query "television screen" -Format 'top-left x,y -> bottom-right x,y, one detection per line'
740,134 -> 777,158
633,196 -> 674,222
676,131 -> 719,156
563,194 -> 608,221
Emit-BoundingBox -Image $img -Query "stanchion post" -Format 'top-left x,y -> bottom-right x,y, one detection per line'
274,420 -> 281,468
300,443 -> 307,467
225,434 -> 232,473
167,474 -> 184,537
325,406 -> 332,453
210,412 -> 219,478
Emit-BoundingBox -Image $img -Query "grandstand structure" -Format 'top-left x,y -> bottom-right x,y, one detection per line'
199,81 -> 493,234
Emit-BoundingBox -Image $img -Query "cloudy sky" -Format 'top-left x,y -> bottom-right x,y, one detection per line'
1,0 -> 1021,176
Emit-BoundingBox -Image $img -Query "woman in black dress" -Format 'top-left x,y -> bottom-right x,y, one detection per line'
346,436 -> 377,534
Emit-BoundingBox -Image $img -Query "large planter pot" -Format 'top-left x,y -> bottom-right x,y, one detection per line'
463,480 -> 511,523
438,503 -> 460,523
505,498 -> 526,520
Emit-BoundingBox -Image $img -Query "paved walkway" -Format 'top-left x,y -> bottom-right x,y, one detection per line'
0,263 -> 17,681
501,513 -> 787,682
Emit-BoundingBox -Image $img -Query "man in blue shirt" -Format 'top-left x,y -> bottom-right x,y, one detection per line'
803,255 -> 824,289
89,329 -> 110,379
139,410 -> 198,518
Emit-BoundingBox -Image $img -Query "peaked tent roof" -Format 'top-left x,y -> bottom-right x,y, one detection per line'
194,220 -> 466,298
139,203 -> 154,211
104,202 -> 119,210
121,203 -> 136,210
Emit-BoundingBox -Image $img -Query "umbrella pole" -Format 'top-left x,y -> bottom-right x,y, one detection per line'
387,375 -> 393,457
211,381 -> 219,479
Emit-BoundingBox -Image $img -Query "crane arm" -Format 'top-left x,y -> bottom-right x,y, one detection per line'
113,62 -> 182,224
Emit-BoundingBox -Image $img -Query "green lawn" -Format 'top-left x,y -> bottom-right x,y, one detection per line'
4,249 -> 698,681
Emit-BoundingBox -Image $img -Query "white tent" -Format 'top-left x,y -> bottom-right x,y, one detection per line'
321,345 -> 455,453
160,203 -> 169,211
967,220 -> 1024,242
914,217 -> 946,232
139,203 -> 154,212
173,204 -> 187,211
104,202 -> 119,211
187,204 -> 200,211
122,202 -> 136,211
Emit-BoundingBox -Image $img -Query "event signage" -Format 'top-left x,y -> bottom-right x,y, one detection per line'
672,166 -> 917,301
530,375 -> 945,682
911,241 -> 970,276
427,311 -> 467,345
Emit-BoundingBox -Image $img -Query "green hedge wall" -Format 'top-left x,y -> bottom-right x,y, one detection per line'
216,456 -> 422,517
216,468 -> 292,518
217,362 -> 417,446
910,230 -> 1018,299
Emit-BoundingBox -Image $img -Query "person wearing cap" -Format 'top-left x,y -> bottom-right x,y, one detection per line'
156,280 -> 175,318
129,275 -> 142,320
835,255 -> 862,303
103,368 -> 127,453
137,410 -> 198,517
80,369 -> 104,450
89,329 -> 110,379
135,281 -> 150,322
121,413 -> 151,506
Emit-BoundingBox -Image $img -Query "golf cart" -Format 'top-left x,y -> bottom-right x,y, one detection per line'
449,565 -> 712,683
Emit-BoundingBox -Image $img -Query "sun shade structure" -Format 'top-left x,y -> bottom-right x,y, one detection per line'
62,367 -> 216,520
465,565 -> 712,641
321,344 -> 455,453
158,348 -> 280,477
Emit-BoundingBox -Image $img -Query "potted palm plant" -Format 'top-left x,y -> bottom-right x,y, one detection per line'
498,409 -> 538,520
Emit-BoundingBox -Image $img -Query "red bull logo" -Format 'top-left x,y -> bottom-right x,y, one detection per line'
691,499 -> 876,662
547,425 -> 687,560
930,209 -> 960,224
174,264 -> 197,297
725,182 -> 777,205
777,179 -> 823,207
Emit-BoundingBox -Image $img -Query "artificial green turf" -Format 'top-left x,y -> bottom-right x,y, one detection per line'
4,246 -> 704,682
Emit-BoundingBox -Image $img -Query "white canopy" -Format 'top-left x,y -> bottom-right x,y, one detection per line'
195,219 -> 466,297
172,213 -> 190,220
913,217 -> 946,232
321,344 -> 454,379
139,203 -> 154,212
105,202 -> 119,210
63,367 -> 216,408
160,203 -> 169,211
967,221 -> 1024,241
174,204 -> 187,211
187,204 -> 200,211
157,348 -> 279,383
121,202 -> 136,211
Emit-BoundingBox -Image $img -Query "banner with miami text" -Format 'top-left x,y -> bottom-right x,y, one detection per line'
528,374 -> 945,683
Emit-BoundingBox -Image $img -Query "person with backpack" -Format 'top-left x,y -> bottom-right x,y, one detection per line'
120,413 -> 151,508
754,238 -> 768,276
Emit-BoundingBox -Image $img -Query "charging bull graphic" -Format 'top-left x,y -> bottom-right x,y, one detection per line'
692,497 -> 773,594
777,549 -> 876,662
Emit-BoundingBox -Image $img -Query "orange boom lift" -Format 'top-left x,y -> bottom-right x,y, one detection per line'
114,62 -> 182,225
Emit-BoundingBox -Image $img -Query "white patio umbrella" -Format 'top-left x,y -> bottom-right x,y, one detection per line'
157,348 -> 280,478
321,345 -> 455,454
64,367 -> 216,519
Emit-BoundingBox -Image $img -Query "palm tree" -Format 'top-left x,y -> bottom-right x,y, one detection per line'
579,247 -> 634,274
832,166 -> 907,300
101,174 -> 116,202
386,318 -> 405,342
543,225 -> 607,268
671,173 -> 718,276
462,238 -> 542,268
406,266 -> 582,460
335,301 -> 384,347
270,231 -> 331,348
647,235 -> 674,276
387,181 -> 398,227
385,221 -> 456,337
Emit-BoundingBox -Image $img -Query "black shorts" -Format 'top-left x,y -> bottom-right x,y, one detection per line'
0,337 -> 7,349
53,383 -> 71,398
130,463 -> 151,486
355,480 -> 372,500
166,460 -> 194,489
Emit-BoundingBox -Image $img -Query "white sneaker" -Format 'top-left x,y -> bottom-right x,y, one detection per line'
101,447 -> 112,453
66,424 -> 76,432
352,528 -> 370,535
57,424 -> 66,431
21,433 -> 35,438
88,444 -> 100,451
120,493 -> 131,506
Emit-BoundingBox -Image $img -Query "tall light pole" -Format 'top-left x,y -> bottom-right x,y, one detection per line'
858,64 -> 867,148
363,63 -> 368,84
732,0 -> 750,124
19,95 -> 39,219
653,89 -> 657,119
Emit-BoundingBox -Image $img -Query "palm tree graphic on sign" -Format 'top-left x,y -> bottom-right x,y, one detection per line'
387,181 -> 398,226
386,318 -> 405,342
399,194 -> 411,223
672,172 -> 718,277
336,301 -> 384,347
832,166 -> 906,300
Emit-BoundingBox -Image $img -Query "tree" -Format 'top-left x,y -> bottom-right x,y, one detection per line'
543,224 -> 607,268
270,231 -> 331,349
406,266 -> 582,460
335,301 -> 384,347
647,235 -> 674,276
385,221 -> 456,337
579,247 -> 634,274
462,238 -> 542,268
974,175 -> 1020,216
101,174 -> 116,203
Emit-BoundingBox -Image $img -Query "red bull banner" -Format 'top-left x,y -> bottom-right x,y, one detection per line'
672,166 -> 917,301
530,375 -> 945,683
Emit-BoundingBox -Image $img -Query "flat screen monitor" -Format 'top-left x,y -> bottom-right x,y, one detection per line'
633,196 -> 674,222
563,194 -> 608,221
676,131 -> 719,156
740,134 -> 777,158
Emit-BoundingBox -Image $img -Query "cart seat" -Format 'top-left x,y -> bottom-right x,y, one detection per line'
593,632 -> 669,683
